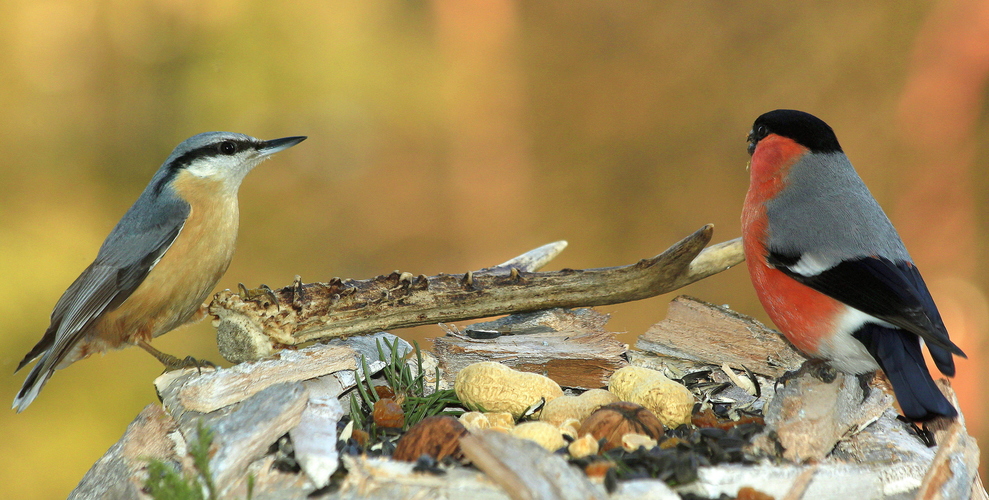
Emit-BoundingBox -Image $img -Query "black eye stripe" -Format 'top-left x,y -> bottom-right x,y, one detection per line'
168,139 -> 259,170
152,137 -> 261,196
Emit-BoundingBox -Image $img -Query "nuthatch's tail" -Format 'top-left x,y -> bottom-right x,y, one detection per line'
13,357 -> 55,412
14,329 -> 63,412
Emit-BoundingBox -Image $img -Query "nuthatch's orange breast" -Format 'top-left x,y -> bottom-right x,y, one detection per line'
87,170 -> 241,353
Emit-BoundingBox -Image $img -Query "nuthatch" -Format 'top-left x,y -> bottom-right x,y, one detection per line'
13,132 -> 306,412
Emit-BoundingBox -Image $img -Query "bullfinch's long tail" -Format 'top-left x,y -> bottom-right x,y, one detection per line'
854,323 -> 957,420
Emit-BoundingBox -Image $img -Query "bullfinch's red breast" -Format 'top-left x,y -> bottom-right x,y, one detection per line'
741,109 -> 964,421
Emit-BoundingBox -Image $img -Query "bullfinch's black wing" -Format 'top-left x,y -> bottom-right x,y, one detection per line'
767,250 -> 965,374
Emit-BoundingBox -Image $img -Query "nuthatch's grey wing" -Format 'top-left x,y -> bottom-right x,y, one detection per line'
14,187 -> 189,411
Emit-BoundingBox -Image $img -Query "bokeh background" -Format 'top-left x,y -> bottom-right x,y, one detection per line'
1,1 -> 987,497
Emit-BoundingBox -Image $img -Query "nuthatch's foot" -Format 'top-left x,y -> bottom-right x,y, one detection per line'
138,340 -> 216,374
161,355 -> 218,375
238,283 -> 280,310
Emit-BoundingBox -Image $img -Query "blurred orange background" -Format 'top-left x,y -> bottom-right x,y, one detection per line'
1,1 -> 986,497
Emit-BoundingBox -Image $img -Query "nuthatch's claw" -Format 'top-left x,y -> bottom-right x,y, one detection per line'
291,275 -> 306,309
138,340 -> 216,375
238,283 -> 281,310
162,355 -> 217,375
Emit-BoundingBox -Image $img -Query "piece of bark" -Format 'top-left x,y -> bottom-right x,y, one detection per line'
200,382 -> 310,496
224,455 -> 318,500
289,378 -> 346,489
915,410 -> 984,499
609,480 -> 680,500
636,296 -> 806,378
338,454 -> 511,499
210,225 -> 743,363
676,463 -> 884,499
433,308 -> 627,388
154,343 -> 358,414
757,367 -> 892,462
69,404 -> 180,500
459,430 -> 607,500
691,401 -> 984,499
831,408 -> 938,496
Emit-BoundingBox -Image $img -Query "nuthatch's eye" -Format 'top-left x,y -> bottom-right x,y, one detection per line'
219,141 -> 237,155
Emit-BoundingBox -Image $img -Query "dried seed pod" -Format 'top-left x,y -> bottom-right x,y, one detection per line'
568,433 -> 600,458
578,402 -> 665,451
373,398 -> 405,429
510,421 -> 566,451
583,460 -> 614,480
608,366 -> 694,427
393,416 -> 467,462
691,407 -> 765,430
559,418 -> 581,440
736,486 -> 775,500
485,412 -> 516,432
458,411 -> 491,432
351,428 -> 369,447
621,433 -> 658,452
540,388 -> 620,426
374,385 -> 396,400
454,362 -> 563,419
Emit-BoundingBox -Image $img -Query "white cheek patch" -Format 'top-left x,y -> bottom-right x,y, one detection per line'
787,253 -> 833,277
184,154 -> 264,193
816,307 -> 886,374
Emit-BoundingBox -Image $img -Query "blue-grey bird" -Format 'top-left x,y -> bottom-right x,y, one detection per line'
14,132 -> 306,412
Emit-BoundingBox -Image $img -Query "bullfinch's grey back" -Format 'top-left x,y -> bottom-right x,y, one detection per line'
742,109 -> 963,421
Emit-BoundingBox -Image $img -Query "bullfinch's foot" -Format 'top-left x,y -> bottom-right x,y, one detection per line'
856,372 -> 875,403
238,283 -> 280,310
897,417 -> 937,447
778,359 -> 837,386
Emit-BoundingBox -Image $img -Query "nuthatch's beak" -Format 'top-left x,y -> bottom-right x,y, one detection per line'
260,136 -> 307,157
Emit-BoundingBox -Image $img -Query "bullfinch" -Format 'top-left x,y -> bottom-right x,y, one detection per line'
741,109 -> 964,421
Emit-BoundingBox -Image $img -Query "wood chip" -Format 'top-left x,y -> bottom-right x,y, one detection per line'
154,343 -> 357,414
434,308 -> 626,388
761,368 -> 892,462
204,382 -> 310,495
68,405 -> 179,500
460,430 -> 607,500
636,296 -> 806,378
289,378 -> 346,488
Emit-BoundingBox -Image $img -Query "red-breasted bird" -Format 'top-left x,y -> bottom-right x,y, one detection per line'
14,132 -> 306,412
741,109 -> 964,421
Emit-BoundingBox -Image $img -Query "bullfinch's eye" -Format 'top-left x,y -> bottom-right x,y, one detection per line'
219,141 -> 237,155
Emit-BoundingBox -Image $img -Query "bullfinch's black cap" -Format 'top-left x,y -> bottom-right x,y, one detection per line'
747,109 -> 843,155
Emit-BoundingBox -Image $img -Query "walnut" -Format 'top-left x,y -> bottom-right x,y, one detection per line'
578,402 -> 665,451
392,416 -> 467,462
